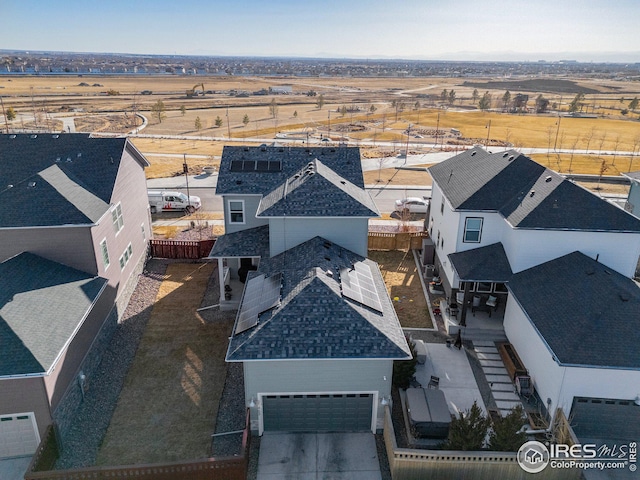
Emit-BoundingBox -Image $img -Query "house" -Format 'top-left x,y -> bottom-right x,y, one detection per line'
0,133 -> 151,457
209,145 -> 411,435
623,170 -> 640,218
428,146 -> 640,422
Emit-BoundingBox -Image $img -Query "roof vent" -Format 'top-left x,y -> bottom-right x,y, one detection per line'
323,241 -> 333,248
553,200 -> 559,208
307,161 -> 314,167
278,148 -> 284,152
9,134 -> 16,139
28,181 -> 36,188
236,180 -> 242,185
77,152 -> 82,158
586,269 -> 595,276
305,148 -> 310,153
503,152 -> 509,158
471,151 -> 477,156
330,148 -> 336,153
308,171 -> 315,176
324,256 -> 331,261
340,180 -> 346,185
243,147 -> 249,152
52,134 -> 59,139
545,176 -> 552,182
620,293 -> 630,302
7,184 -> 13,189
55,156 -> 61,162
30,134 -> 37,139
326,270 -> 333,277
293,174 -> 300,179
508,155 -> 515,161
66,157 -> 72,162
260,145 -> 267,152
529,190 -> 535,197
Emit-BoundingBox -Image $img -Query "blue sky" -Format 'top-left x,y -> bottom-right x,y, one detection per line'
3,0 -> 640,61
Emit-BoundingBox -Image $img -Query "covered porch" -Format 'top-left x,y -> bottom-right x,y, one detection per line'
208,225 -> 270,311
444,243 -> 513,338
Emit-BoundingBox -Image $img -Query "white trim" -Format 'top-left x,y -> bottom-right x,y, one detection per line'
99,237 -> 110,271
254,390 -> 378,436
228,199 -> 246,225
111,202 -> 124,235
0,412 -> 41,455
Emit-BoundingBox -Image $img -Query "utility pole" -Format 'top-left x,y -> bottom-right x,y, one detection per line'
183,154 -> 191,213
485,120 -> 492,148
553,115 -> 562,151
405,124 -> 411,163
327,110 -> 331,140
226,107 -> 231,139
434,113 -> 440,148
0,96 -> 9,134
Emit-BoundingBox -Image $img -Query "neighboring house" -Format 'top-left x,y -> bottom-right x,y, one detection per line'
0,133 -> 151,457
623,170 -> 640,218
428,146 -> 640,423
209,145 -> 411,435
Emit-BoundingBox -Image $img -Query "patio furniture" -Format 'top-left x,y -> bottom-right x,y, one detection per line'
427,376 -> 440,389
446,302 -> 458,319
486,295 -> 498,311
516,375 -> 532,399
455,291 -> 465,305
471,295 -> 492,317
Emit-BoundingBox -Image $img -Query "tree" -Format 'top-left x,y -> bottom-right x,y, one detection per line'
369,104 -> 377,114
488,405 -> 527,451
316,94 -> 325,109
242,114 -> 250,127
392,340 -> 417,389
629,96 -> 639,111
478,91 -> 492,111
5,106 -> 16,121
414,100 -> 420,110
215,116 -> 223,128
471,89 -> 479,104
448,90 -> 456,106
536,94 -> 550,113
502,90 -> 511,110
268,99 -> 278,118
151,100 -> 166,124
293,110 -> 298,118
194,116 -> 202,130
306,90 -> 317,97
180,105 -> 186,116
440,89 -> 448,103
339,105 -> 347,117
568,93 -> 585,113
444,401 -> 491,451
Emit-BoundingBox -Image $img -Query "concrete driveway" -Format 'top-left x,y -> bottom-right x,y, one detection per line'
257,432 -> 381,480
0,456 -> 31,480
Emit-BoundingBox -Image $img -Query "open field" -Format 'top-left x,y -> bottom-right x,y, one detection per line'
96,263 -> 232,465
3,74 -> 640,183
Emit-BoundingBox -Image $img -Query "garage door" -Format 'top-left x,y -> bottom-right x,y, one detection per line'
263,394 -> 373,432
0,414 -> 39,459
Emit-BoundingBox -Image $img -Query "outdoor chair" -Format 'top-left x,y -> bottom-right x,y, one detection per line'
486,295 -> 498,311
427,375 -> 440,389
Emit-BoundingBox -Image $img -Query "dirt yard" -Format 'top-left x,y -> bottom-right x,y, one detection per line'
96,263 -> 233,465
370,250 -> 433,329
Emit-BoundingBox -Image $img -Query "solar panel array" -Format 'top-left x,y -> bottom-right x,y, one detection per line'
340,262 -> 383,313
235,273 -> 282,334
230,160 -> 282,172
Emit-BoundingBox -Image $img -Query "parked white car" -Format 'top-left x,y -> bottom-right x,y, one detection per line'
394,197 -> 429,214
148,190 -> 201,214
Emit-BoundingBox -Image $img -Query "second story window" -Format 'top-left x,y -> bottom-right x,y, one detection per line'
463,217 -> 483,243
440,198 -> 445,215
229,200 -> 245,224
112,203 -> 124,233
100,239 -> 110,270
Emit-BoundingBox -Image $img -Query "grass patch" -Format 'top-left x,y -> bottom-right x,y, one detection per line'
97,263 -> 233,465
369,250 -> 432,329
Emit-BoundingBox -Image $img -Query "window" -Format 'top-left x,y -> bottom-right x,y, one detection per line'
100,239 -> 110,269
440,199 -> 445,214
494,283 -> 508,293
459,281 -> 474,292
141,223 -> 146,241
119,243 -> 133,270
229,200 -> 245,224
111,203 -> 124,233
476,281 -> 492,293
463,217 -> 483,243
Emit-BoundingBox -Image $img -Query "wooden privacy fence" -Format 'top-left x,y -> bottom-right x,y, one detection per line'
383,407 -> 581,480
368,231 -> 427,251
150,239 -> 215,259
26,413 -> 251,480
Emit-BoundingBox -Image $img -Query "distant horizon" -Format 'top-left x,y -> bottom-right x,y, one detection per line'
5,0 -> 640,64
3,48 -> 640,65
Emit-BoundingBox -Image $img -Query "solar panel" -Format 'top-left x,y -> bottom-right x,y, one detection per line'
235,273 -> 282,334
340,262 -> 383,313
242,160 -> 256,171
256,160 -> 270,172
230,160 -> 243,172
268,160 -> 282,171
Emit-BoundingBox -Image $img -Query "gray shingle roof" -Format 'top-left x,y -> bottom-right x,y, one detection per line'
216,145 -> 366,195
256,158 -> 379,217
448,243 -> 513,282
208,225 -> 270,258
571,397 -> 640,444
0,133 -> 144,228
624,171 -> 640,182
0,252 -> 107,376
226,236 -> 411,361
508,251 -> 640,369
429,147 -> 640,232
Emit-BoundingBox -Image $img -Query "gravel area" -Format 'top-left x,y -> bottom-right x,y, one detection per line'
55,259 -> 168,469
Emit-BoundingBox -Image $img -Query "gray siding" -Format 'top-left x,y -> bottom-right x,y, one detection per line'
244,359 -> 392,398
223,195 -> 268,234
0,377 -> 51,438
269,217 -> 369,257
0,226 -> 97,274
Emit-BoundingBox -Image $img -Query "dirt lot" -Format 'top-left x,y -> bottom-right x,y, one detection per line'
370,250 -> 433,329
96,263 -> 233,465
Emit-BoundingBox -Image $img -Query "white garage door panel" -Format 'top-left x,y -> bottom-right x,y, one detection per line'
0,414 -> 39,458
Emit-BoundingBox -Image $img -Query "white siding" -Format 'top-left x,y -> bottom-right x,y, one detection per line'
268,217 -> 368,257
504,298 -> 640,415
430,183 -> 461,288
503,228 -> 640,277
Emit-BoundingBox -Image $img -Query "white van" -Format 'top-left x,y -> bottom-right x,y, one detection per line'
148,190 -> 201,214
